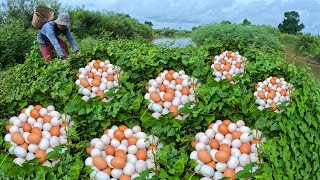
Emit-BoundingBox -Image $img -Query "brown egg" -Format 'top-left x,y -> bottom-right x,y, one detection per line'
166,88 -> 175,94
31,127 -> 42,136
127,137 -> 137,146
150,92 -> 161,102
270,78 -> 276,85
169,106 -> 179,117
110,157 -> 126,169
50,126 -> 60,136
163,93 -> 174,102
94,75 -> 101,80
265,86 -> 270,92
114,129 -> 125,141
251,139 -> 261,144
87,86 -> 92,91
136,149 -> 147,160
20,143 -> 28,150
147,145 -> 158,151
191,140 -> 198,148
88,71 -> 94,78
197,150 -> 212,163
218,124 -> 229,135
240,143 -> 251,154
207,123 -> 214,129
223,168 -> 236,180
102,167 -> 112,176
226,74 -> 232,81
209,139 -> 220,149
219,144 -> 231,155
235,62 -> 241,68
34,105 -> 43,110
120,175 -> 131,180
30,109 -> 40,119
105,145 -> 116,155
80,79 -> 90,87
159,84 -> 166,92
223,65 -> 231,71
221,60 -> 226,65
118,125 -> 128,131
115,150 -> 127,160
103,129 -> 109,135
61,123 -> 69,128
22,122 -> 32,132
270,89 -> 276,94
181,87 -> 190,95
96,90 -> 105,100
232,131 -> 242,139
42,115 -> 52,123
28,133 -> 41,144
145,85 -> 150,91
214,64 -> 222,71
267,92 -> 275,99
92,62 -> 99,69
175,78 -> 183,84
91,79 -> 101,87
35,149 -> 46,163
20,108 -> 26,113
222,119 -> 232,125
168,70 -> 175,74
270,102 -> 277,110
157,101 -> 164,106
258,91 -> 265,99
96,59 -> 102,64
106,74 -> 114,81
86,146 -> 94,154
11,133 -> 25,145
76,72 -> 80,78
93,156 -> 108,170
206,161 -> 216,169
215,150 -> 230,162
281,89 -> 287,96
5,123 -> 12,131
165,73 -> 173,81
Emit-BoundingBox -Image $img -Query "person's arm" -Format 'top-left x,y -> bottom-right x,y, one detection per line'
44,25 -> 67,59
64,27 -> 79,53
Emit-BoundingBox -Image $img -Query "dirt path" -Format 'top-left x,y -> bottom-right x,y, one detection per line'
284,44 -> 320,82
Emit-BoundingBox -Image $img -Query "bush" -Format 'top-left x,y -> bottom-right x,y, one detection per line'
0,20 -> 36,69
297,34 -> 320,60
192,23 -> 284,51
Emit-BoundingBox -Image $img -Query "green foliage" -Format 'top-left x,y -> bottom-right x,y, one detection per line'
153,29 -> 192,37
0,37 -> 320,179
278,11 -> 305,34
69,9 -> 152,39
0,20 -> 36,68
0,0 -> 63,28
242,18 -> 251,26
191,23 -> 284,51
296,34 -> 320,60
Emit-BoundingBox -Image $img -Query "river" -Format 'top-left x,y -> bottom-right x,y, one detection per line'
152,37 -> 196,48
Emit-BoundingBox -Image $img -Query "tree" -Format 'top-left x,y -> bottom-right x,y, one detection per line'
221,20 -> 231,24
278,11 -> 304,34
242,18 -> 251,26
144,21 -> 153,27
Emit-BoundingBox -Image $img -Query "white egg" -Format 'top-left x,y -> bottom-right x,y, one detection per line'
14,146 -> 27,158
135,160 -> 147,173
135,132 -> 147,139
18,114 -> 28,122
227,156 -> 239,169
215,133 -> 224,142
110,139 -> 120,148
39,138 -> 50,150
100,134 -> 111,145
25,152 -> 35,161
124,129 -> 133,138
13,157 -> 25,166
127,154 -> 137,164
239,154 -> 251,166
111,169 -> 123,179
195,142 -> 206,151
205,129 -> 215,139
199,135 -> 210,145
9,126 -> 19,134
132,126 -> 141,133
50,136 -> 60,148
231,148 -> 241,158
209,149 -> 218,162
216,162 -> 227,172
123,162 -> 135,176
95,141 -> 105,151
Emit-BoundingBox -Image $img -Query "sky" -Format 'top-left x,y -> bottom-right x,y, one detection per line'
3,0 -> 320,35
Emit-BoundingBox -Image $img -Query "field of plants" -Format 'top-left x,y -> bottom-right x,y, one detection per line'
0,31 -> 319,179
1,2 -> 320,178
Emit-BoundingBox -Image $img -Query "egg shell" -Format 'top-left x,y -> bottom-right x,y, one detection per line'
110,157 -> 126,169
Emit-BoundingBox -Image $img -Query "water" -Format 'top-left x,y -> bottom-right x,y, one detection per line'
152,37 -> 196,48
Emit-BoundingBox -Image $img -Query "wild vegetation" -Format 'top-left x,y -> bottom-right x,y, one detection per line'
1,0 -> 320,179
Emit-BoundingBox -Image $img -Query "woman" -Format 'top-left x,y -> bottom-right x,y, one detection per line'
36,12 -> 80,61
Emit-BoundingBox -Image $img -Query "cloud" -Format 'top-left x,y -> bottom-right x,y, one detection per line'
60,0 -> 320,34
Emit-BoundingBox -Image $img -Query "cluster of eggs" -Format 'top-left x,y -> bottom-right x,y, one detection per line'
211,50 -> 247,84
144,69 -> 200,120
75,59 -> 122,102
254,76 -> 293,113
85,125 -> 161,180
190,119 -> 265,180
4,105 -> 73,167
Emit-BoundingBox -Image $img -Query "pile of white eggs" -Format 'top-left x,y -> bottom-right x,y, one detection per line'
190,119 -> 265,180
4,105 -> 73,167
254,76 -> 293,113
144,69 -> 200,120
211,50 -> 247,84
75,59 -> 123,102
86,125 -> 161,180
